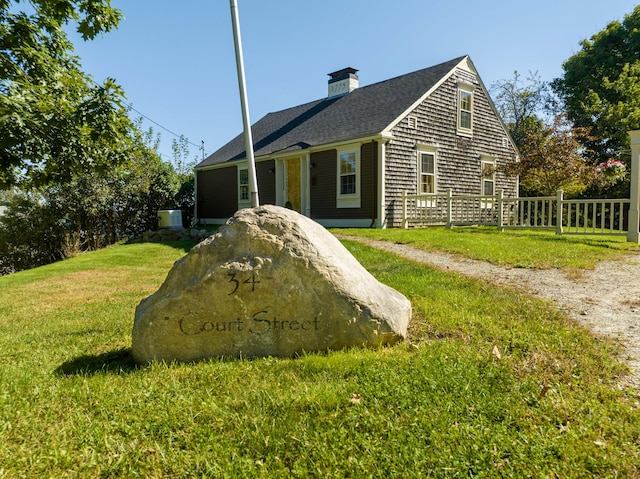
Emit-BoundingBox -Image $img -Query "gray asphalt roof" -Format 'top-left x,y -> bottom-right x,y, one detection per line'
197,56 -> 466,168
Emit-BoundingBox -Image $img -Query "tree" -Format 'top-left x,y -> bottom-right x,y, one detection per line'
490,73 -> 603,196
502,115 -> 601,197
171,135 -> 197,226
0,190 -> 64,275
490,72 -> 623,197
0,142 -> 181,275
0,0 -> 132,188
0,185 -> 14,204
552,5 -> 640,162
490,71 -> 550,151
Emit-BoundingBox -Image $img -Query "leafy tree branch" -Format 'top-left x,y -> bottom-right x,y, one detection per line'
0,0 -> 130,188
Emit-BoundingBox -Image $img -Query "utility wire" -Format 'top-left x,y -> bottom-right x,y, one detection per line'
87,77 -> 211,157
125,101 -> 210,156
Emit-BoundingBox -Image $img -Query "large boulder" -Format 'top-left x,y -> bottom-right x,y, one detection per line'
132,205 -> 412,364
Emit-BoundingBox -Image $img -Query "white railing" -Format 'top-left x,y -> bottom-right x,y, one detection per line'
402,189 -> 499,227
561,198 -> 629,235
402,189 -> 631,237
501,194 -> 558,230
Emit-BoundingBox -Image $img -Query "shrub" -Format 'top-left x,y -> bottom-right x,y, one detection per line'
0,153 -> 182,275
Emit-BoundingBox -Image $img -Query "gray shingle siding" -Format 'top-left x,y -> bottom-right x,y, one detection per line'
384,68 -> 518,227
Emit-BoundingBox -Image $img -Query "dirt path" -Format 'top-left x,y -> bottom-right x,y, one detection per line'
341,236 -> 640,388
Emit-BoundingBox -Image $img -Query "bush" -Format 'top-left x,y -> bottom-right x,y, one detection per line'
0,193 -> 66,275
0,152 -> 185,275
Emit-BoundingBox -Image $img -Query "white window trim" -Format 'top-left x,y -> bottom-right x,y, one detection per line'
336,146 -> 361,209
456,82 -> 474,137
407,115 -> 417,129
481,156 -> 496,208
417,145 -> 438,207
238,166 -> 251,209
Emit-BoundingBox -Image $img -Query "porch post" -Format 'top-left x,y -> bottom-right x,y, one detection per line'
627,130 -> 640,243
402,191 -> 408,229
376,141 -> 387,228
446,188 -> 453,229
497,189 -> 504,232
556,190 -> 564,236
304,153 -> 312,218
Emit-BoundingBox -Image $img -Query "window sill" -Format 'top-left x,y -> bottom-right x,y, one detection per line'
337,196 -> 361,209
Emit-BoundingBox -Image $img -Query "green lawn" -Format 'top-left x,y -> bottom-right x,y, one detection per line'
336,226 -> 640,269
0,237 -> 638,477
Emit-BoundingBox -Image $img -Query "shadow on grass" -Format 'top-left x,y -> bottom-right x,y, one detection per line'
55,347 -> 140,376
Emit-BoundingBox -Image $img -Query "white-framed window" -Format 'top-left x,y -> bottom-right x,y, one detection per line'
419,151 -> 436,194
417,145 -> 438,195
238,166 -> 250,207
457,83 -> 474,136
481,156 -> 495,208
336,147 -> 361,208
417,145 -> 437,207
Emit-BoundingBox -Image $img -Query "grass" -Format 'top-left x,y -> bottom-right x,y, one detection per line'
336,226 -> 640,269
0,237 -> 639,477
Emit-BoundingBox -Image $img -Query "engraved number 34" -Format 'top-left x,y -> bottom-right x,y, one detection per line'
227,272 -> 260,295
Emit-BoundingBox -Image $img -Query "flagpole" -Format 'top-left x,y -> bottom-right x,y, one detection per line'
229,0 -> 259,207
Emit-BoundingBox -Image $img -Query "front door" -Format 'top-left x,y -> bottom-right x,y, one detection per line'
285,158 -> 301,212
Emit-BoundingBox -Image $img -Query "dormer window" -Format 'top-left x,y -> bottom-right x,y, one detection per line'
457,82 -> 474,136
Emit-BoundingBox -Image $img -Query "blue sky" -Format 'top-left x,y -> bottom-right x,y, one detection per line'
66,0 -> 638,164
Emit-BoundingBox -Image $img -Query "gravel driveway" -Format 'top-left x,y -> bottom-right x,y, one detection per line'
342,236 -> 640,389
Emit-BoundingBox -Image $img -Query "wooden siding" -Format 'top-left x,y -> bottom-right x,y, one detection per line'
384,68 -> 519,227
256,160 -> 276,205
197,160 -> 276,220
197,166 -> 238,219
309,143 -> 377,221
309,149 -> 336,216
361,141 -> 378,219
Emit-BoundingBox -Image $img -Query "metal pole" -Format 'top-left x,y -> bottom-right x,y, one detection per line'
229,0 -> 259,207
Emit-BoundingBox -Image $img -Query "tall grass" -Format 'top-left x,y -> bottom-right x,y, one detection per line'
0,239 -> 638,477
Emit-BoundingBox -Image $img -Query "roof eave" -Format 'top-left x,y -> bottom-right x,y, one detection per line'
466,57 -> 520,154
381,55 -> 470,135
194,133 -> 395,171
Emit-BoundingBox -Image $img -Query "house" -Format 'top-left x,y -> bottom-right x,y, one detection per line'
195,55 -> 518,228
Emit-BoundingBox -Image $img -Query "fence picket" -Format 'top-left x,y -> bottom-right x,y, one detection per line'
402,190 -> 630,237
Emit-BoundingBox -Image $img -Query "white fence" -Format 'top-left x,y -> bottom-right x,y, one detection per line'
402,189 -> 631,237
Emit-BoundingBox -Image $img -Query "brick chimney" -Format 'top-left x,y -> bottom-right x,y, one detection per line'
327,67 -> 359,98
